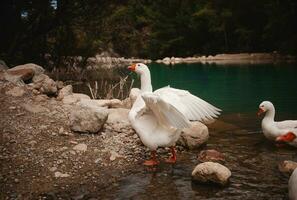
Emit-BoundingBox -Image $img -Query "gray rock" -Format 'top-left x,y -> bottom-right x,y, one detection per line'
70,105 -> 108,133
57,85 -> 73,100
5,86 -> 25,97
198,150 -> 225,163
179,122 -> 209,149
192,162 -> 231,185
279,160 -> 297,174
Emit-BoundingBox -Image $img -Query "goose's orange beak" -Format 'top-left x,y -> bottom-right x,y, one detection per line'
257,108 -> 265,116
128,64 -> 136,71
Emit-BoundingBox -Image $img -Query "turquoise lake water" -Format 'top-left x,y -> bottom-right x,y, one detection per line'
143,62 -> 297,114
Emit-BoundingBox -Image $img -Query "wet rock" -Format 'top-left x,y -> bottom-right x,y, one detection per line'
5,86 -> 25,97
198,150 -> 225,163
62,93 -> 90,104
192,162 -> 231,185
73,143 -> 87,152
179,122 -> 209,149
279,160 -> 297,174
57,85 -> 73,100
70,103 -> 108,133
54,171 -> 70,178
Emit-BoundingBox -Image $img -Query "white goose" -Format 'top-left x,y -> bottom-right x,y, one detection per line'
258,101 -> 297,145
289,168 -> 297,200
128,63 -> 221,166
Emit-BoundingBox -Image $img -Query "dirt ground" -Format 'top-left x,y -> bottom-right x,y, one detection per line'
0,81 -> 153,199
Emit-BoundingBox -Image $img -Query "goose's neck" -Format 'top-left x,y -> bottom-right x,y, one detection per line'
140,70 -> 152,93
264,108 -> 275,122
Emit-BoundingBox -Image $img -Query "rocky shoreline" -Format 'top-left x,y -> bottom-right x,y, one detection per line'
0,63 -> 214,198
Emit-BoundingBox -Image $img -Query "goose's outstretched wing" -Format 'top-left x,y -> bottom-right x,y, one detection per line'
141,92 -> 191,129
154,86 -> 221,122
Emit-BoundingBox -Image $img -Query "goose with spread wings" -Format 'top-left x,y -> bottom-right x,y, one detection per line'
128,63 -> 221,166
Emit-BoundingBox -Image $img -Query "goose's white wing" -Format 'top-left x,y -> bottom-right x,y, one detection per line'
141,92 -> 191,129
276,120 -> 297,130
154,86 -> 221,122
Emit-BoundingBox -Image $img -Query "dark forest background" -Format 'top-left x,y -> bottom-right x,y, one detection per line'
1,0 -> 297,68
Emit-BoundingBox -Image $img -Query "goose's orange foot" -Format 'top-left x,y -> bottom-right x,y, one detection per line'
165,146 -> 177,164
143,159 -> 159,166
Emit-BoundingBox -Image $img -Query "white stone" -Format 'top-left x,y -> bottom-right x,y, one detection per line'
192,162 -> 231,185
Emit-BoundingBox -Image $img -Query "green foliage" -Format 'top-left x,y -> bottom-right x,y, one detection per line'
1,0 -> 296,68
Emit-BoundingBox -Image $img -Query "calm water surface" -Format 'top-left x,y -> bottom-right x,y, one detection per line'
104,63 -> 297,199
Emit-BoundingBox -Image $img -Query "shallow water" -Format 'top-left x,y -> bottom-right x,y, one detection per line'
84,62 -> 297,199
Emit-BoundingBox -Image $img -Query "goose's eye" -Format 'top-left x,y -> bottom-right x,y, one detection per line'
261,105 -> 264,108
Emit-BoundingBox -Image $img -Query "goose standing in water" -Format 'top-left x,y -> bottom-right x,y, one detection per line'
258,101 -> 297,144
128,63 -> 221,166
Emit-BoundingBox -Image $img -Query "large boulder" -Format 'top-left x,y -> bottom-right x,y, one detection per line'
192,162 -> 231,186
69,104 -> 108,133
178,121 -> 209,149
